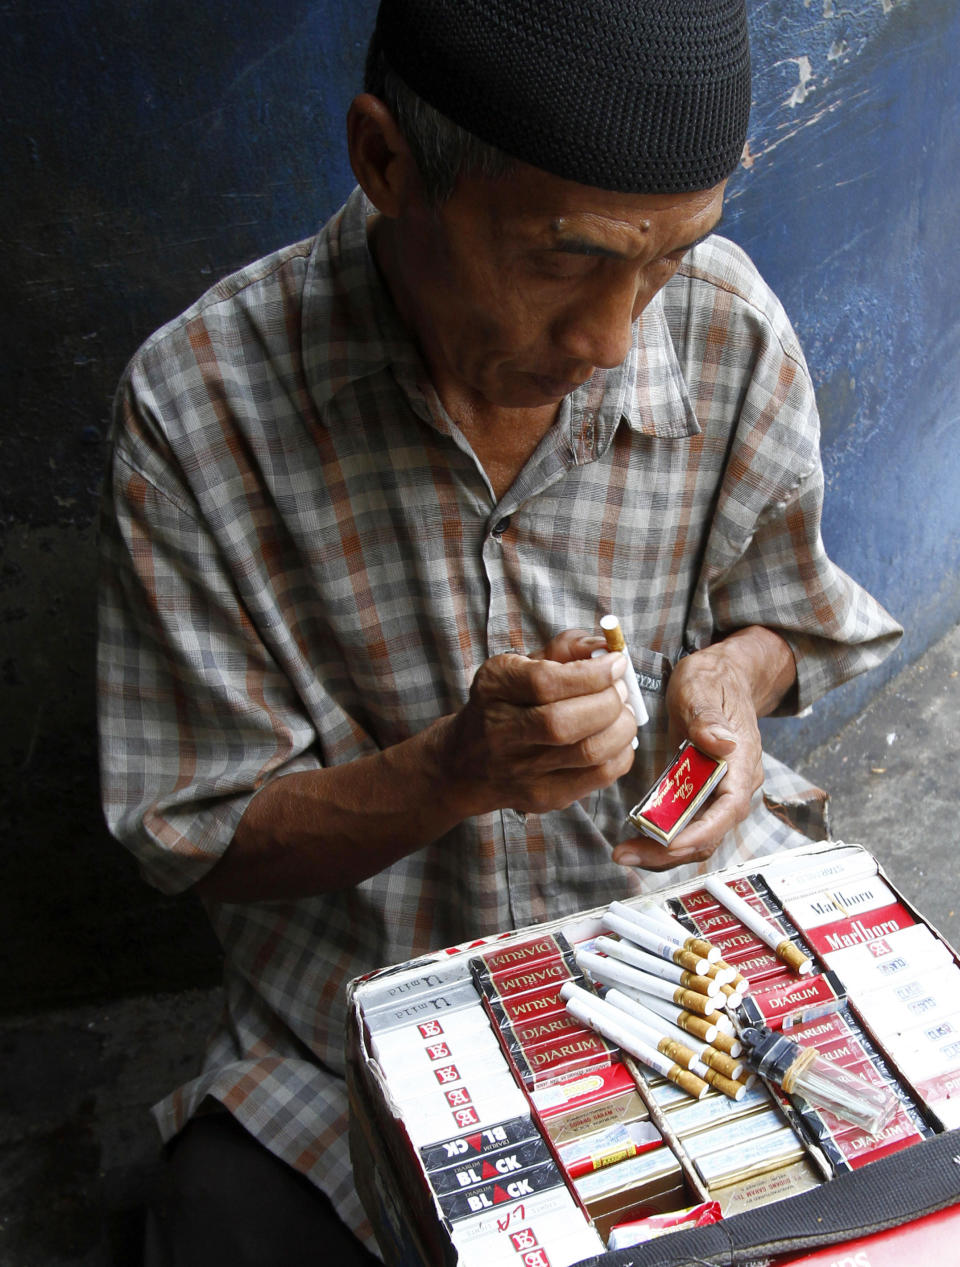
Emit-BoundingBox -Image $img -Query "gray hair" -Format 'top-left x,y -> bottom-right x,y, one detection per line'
364,38 -> 515,205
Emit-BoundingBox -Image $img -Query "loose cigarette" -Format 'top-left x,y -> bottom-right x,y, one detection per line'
704,875 -> 814,976
596,935 -> 722,998
602,911 -> 711,975
562,986 -> 708,1099
602,988 -> 744,1081
709,1028 -> 743,1058
612,987 -> 720,1044
612,899 -> 721,964
575,950 -> 717,1017
600,615 -> 649,726
712,958 -> 747,991
704,961 -> 738,988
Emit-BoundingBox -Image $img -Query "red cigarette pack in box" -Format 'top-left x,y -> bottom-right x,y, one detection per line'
627,742 -> 726,844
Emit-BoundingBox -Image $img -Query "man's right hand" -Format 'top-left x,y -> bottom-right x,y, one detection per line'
437,633 -> 638,818
202,631 -> 637,900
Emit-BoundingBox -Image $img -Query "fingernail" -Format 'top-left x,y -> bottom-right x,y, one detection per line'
579,635 -> 607,648
616,851 -> 642,867
707,726 -> 737,744
615,679 -> 628,702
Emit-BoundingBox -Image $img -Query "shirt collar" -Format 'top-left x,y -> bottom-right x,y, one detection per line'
302,185 -> 700,443
607,289 -> 701,440
302,186 -> 425,417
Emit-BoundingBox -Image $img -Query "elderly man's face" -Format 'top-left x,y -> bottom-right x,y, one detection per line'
389,163 -> 726,411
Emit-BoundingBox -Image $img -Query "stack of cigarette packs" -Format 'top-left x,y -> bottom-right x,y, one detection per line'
345,842 -> 960,1266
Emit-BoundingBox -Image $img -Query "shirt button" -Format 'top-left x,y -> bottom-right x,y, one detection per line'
492,517 -> 511,537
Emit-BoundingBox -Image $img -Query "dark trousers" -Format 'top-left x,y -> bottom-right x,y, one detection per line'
144,1112 -> 382,1266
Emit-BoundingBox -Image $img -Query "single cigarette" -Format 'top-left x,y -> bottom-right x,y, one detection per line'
612,987 -> 719,1044
602,911 -> 712,975
575,950 -> 717,1017
708,1027 -> 743,1058
704,961 -> 738,988
713,958 -> 748,991
614,899 -> 722,964
595,935 -> 722,998
704,876 -> 813,976
600,615 -> 649,726
562,987 -> 708,1099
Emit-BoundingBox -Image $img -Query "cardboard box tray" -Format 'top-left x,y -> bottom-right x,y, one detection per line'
345,841 -> 960,1265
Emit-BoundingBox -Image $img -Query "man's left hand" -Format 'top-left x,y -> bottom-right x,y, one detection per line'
611,626 -> 797,872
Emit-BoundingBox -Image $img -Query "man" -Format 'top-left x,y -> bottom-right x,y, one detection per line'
97,0 -> 900,1261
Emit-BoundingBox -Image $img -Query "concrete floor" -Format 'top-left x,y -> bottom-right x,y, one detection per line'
2,623 -> 958,1266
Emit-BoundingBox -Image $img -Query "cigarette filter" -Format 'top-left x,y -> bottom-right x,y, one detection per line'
599,614 -> 650,726
595,934 -> 721,997
601,910 -> 712,975
704,875 -> 813,976
575,948 -> 717,1017
563,986 -> 710,1099
610,899 -> 721,963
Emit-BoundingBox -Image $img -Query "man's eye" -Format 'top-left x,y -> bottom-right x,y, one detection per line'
532,253 -> 595,279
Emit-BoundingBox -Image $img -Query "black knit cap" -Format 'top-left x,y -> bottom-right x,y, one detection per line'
373,0 -> 751,194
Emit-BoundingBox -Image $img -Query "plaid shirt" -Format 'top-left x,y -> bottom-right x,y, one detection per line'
98,186 -> 900,1242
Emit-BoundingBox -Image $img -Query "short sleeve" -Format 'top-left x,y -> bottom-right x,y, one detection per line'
97,376 -> 321,894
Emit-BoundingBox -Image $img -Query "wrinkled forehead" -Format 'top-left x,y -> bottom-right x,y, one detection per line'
444,163 -> 727,256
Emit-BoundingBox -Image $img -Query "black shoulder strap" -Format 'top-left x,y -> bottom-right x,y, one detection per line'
582,1127 -> 960,1266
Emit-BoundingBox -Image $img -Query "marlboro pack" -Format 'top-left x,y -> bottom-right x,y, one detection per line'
757,847 -> 879,904
823,923 -> 952,987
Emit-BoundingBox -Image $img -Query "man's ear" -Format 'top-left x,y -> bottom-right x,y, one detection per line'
347,94 -> 418,217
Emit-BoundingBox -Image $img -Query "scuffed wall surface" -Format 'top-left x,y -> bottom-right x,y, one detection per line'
1,0 -> 957,1009
726,0 -> 960,759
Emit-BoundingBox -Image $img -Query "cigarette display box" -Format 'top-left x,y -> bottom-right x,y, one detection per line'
345,842 -> 960,1266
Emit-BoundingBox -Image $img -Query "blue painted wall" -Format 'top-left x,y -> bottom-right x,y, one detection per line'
2,0 -> 957,1007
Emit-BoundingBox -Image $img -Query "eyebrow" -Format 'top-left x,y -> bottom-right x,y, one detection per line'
549,214 -> 724,259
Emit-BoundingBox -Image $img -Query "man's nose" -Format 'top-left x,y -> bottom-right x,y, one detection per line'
553,275 -> 653,371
